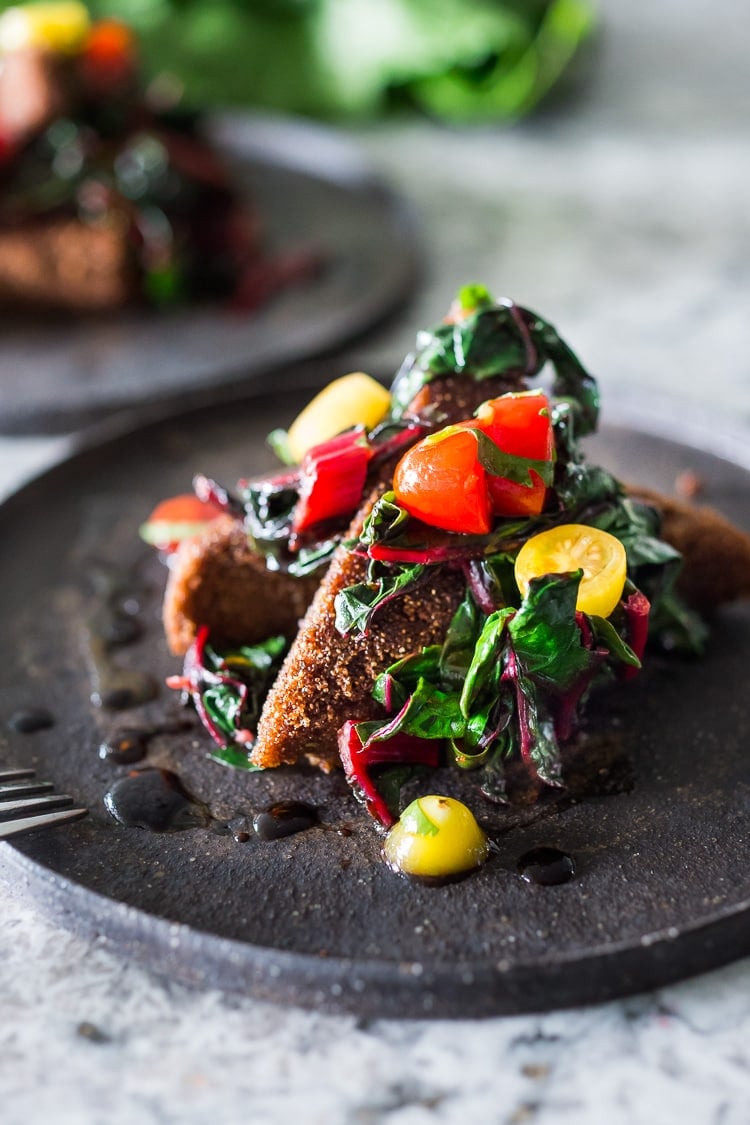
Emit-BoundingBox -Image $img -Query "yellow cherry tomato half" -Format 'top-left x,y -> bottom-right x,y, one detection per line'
286,372 -> 390,463
514,523 -> 627,618
383,795 -> 490,879
0,2 -> 90,54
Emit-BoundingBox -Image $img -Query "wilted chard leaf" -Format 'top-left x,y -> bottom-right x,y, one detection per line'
172,628 -> 288,766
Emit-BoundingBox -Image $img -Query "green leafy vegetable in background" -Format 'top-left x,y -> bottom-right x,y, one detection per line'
47,0 -> 595,120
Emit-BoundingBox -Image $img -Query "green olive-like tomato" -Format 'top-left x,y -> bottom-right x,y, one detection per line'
383,795 -> 490,880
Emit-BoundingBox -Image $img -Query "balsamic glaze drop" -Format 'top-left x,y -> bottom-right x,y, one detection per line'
517,846 -> 576,886
88,636 -> 158,711
86,561 -> 156,711
98,718 -> 195,765
253,801 -> 319,841
7,707 -> 55,733
98,729 -> 150,765
227,816 -> 253,844
103,769 -> 205,832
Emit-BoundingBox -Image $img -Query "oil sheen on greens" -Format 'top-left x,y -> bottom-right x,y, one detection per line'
79,0 -> 595,120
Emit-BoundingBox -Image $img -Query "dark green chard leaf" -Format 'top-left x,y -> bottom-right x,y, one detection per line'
334,562 -> 425,636
453,697 -> 511,766
553,459 -> 623,512
460,608 -> 514,718
475,554 -> 521,608
508,572 -> 596,692
512,668 -> 564,784
470,428 -> 555,487
357,491 -> 411,546
372,764 -> 430,817
480,747 -> 511,804
241,477 -> 298,557
648,592 -> 708,656
373,646 -> 443,709
588,614 -> 641,668
439,592 -> 482,688
380,677 -> 466,742
388,294 -> 598,439
209,745 -> 265,772
585,497 -> 707,654
527,311 -> 600,436
389,301 -> 540,419
286,537 -> 339,577
177,631 -> 287,760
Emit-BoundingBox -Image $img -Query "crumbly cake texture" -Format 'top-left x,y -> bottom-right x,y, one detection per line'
0,215 -> 136,310
251,494 -> 466,771
163,515 -> 319,655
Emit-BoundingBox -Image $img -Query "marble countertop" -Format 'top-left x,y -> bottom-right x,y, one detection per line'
2,0 -> 750,1121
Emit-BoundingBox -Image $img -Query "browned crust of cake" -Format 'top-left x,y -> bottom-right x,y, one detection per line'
628,486 -> 750,609
163,515 -> 319,655
0,214 -> 136,310
251,491 -> 465,770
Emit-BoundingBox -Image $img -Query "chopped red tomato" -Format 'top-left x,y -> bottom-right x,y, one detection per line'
81,20 -> 137,90
292,429 -> 372,535
139,494 -> 224,553
392,391 -> 554,533
392,427 -> 491,534
473,391 -> 553,517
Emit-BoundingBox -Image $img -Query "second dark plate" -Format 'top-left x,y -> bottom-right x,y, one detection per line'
0,113 -> 420,434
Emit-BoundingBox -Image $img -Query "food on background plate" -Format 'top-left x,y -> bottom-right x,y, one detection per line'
88,0 -> 595,124
142,286 -> 750,877
0,1 -> 314,311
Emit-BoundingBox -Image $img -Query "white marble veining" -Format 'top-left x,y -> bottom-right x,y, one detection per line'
2,0 -> 750,1120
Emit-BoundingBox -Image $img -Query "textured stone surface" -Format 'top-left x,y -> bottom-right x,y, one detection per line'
2,0 -> 750,1118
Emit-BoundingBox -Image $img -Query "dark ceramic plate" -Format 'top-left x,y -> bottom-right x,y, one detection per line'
1,386 -> 750,1019
0,114 -> 420,435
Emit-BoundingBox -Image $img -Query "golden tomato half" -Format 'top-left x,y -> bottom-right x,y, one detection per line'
514,523 -> 627,618
383,795 -> 490,879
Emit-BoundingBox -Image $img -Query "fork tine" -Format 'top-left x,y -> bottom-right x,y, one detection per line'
0,768 -> 36,782
0,780 -> 55,799
0,793 -> 74,821
0,806 -> 88,840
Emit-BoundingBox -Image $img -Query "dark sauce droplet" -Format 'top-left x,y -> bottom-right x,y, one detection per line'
7,707 -> 55,733
103,769 -> 205,832
85,561 -> 156,712
99,729 -> 150,765
88,634 -> 158,711
98,613 -> 142,647
98,719 -> 194,766
517,846 -> 576,887
253,801 -> 318,841
227,816 -> 253,844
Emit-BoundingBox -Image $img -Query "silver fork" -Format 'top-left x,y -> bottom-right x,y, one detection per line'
0,768 -> 87,840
